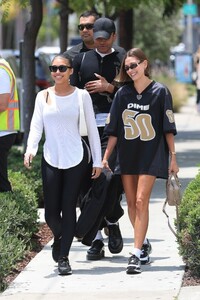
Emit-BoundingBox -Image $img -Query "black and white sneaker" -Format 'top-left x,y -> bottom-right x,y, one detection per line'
126,254 -> 141,274
58,257 -> 72,275
140,239 -> 152,265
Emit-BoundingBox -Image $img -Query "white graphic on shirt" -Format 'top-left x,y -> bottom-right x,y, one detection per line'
122,109 -> 155,141
166,109 -> 175,123
127,103 -> 149,111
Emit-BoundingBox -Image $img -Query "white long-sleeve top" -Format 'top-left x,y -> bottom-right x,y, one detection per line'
26,87 -> 102,169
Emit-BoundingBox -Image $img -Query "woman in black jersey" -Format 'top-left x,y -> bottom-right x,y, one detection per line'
102,48 -> 179,274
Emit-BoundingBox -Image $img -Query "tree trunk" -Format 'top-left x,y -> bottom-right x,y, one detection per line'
58,0 -> 72,52
22,0 -> 43,151
118,9 -> 134,51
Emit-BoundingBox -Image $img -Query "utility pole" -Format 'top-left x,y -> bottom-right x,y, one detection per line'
186,0 -> 193,53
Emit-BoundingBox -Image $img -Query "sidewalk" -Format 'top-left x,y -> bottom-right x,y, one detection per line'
1,97 -> 200,300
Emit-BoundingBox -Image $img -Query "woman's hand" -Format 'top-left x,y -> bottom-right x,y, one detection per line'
102,159 -> 112,172
24,153 -> 34,169
91,167 -> 102,179
169,155 -> 179,175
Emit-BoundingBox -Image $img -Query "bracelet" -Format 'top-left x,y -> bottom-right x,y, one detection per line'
170,151 -> 176,155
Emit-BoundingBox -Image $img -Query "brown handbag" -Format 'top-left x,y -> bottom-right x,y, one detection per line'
166,174 -> 182,206
162,173 -> 182,237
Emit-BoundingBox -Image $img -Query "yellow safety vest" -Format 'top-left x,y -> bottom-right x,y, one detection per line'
0,58 -> 20,131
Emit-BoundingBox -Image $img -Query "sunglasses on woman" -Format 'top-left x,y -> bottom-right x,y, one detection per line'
49,65 -> 72,72
124,62 -> 142,71
78,23 -> 94,31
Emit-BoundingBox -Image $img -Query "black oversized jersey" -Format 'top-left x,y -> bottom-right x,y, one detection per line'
104,81 -> 177,179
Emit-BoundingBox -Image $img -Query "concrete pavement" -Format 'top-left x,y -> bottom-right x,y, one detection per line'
0,97 -> 200,300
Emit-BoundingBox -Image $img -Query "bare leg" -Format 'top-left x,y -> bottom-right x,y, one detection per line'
121,175 -> 137,229
122,174 -> 156,250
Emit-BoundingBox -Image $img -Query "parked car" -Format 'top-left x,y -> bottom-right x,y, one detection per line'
35,46 -> 61,90
0,47 -> 61,92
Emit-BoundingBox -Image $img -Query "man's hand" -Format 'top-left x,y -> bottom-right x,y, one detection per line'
84,73 -> 110,94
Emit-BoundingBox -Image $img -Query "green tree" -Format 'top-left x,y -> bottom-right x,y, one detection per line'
134,2 -> 182,63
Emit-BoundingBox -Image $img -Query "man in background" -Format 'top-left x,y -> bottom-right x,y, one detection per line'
69,16 -> 126,260
0,56 -> 20,192
66,11 -> 99,60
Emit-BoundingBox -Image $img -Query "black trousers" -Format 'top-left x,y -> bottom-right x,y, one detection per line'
0,133 -> 17,192
41,141 -> 89,257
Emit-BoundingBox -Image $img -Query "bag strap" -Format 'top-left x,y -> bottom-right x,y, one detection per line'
163,173 -> 181,237
168,173 -> 181,187
77,89 -> 88,137
162,199 -> 179,237
43,88 -> 49,103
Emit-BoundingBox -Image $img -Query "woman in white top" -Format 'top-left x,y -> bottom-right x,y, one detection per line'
24,54 -> 102,275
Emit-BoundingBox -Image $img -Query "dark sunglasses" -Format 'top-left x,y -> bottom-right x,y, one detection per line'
78,23 -> 94,31
124,62 -> 142,71
49,65 -> 72,72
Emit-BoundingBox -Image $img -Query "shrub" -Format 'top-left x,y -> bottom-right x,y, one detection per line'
177,171 -> 200,276
8,145 -> 44,207
9,170 -> 39,238
0,230 -> 25,291
0,170 -> 39,291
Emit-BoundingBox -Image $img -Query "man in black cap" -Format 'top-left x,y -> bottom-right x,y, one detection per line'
70,17 -> 126,260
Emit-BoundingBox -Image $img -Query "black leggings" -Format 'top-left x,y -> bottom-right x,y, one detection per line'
41,141 -> 89,257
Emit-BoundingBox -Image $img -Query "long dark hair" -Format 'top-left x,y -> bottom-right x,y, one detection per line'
115,48 -> 151,85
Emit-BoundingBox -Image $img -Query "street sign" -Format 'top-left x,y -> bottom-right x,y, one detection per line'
175,53 -> 193,83
183,3 -> 197,15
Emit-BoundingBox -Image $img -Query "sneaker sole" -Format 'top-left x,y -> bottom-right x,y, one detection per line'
86,250 -> 105,260
58,268 -> 72,275
126,266 -> 141,274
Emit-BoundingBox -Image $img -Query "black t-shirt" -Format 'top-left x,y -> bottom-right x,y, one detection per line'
104,81 -> 177,178
70,49 -> 126,114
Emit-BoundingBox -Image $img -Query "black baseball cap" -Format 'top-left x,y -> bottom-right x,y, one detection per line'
93,17 -> 116,40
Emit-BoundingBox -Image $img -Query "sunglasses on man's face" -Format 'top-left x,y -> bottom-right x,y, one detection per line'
124,62 -> 142,72
78,23 -> 94,31
49,65 -> 72,73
